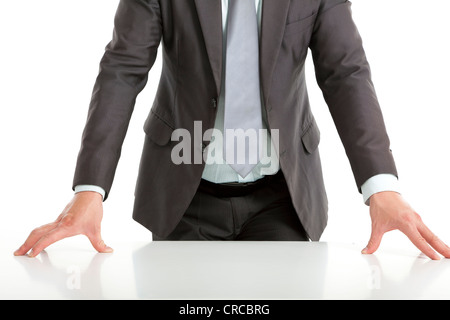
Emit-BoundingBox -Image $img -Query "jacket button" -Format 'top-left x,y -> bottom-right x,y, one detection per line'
211,98 -> 217,108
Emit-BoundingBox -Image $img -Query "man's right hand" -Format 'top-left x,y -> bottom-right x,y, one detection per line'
14,191 -> 113,257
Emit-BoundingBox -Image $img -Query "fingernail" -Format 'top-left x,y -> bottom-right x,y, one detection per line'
14,245 -> 24,256
27,250 -> 35,258
104,246 -> 114,253
361,247 -> 368,254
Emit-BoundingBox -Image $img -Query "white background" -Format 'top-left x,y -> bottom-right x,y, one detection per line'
1,0 -> 449,254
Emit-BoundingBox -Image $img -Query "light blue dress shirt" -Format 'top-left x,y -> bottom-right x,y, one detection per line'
201,0 -> 280,183
75,0 -> 400,204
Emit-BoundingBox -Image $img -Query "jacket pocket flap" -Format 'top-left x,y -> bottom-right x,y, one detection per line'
143,111 -> 174,146
301,118 -> 320,154
284,12 -> 318,36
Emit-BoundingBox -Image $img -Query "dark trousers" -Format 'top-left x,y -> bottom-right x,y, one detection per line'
153,171 -> 309,241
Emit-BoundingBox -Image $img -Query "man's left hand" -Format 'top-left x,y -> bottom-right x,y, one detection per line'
362,191 -> 450,260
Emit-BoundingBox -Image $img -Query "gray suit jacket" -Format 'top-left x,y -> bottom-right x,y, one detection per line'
73,0 -> 397,240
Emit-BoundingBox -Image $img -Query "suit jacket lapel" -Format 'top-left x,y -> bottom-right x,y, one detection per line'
194,0 -> 291,102
194,0 -> 223,96
260,0 -> 291,105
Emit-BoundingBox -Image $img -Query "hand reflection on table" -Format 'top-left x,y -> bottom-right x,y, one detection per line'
14,250 -> 110,299
362,252 -> 448,299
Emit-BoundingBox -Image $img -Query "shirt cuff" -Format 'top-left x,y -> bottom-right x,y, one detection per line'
361,174 -> 400,206
74,185 -> 106,200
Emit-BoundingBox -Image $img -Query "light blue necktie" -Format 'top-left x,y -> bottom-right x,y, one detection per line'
223,0 -> 263,178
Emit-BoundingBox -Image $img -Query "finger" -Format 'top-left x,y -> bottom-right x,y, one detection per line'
401,225 -> 441,260
14,222 -> 58,256
417,223 -> 450,259
362,227 -> 384,254
28,227 -> 71,258
87,232 -> 113,253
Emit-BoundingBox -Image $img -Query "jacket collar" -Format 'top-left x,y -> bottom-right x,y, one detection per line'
194,0 -> 291,103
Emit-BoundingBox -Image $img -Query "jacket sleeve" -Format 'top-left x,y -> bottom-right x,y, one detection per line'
309,0 -> 398,191
72,0 -> 163,200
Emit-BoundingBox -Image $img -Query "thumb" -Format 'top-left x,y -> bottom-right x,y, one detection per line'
362,228 -> 384,255
88,232 -> 113,253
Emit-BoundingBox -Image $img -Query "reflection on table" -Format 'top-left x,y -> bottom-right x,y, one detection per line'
5,241 -> 450,299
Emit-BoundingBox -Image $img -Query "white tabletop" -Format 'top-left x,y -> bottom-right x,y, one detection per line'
2,239 -> 450,300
